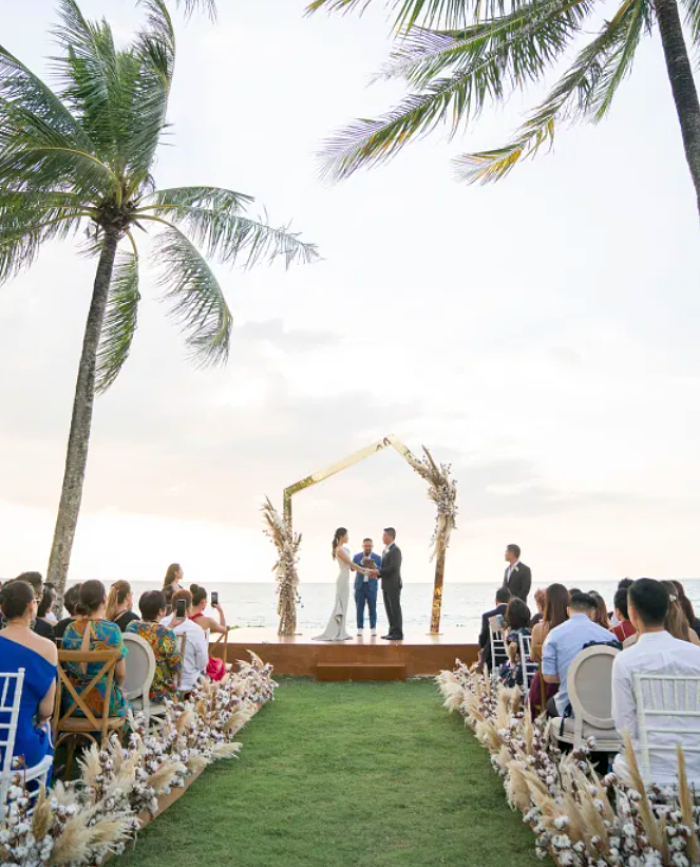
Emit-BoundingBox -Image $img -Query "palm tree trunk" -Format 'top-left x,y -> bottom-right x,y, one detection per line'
654,0 -> 700,218
47,228 -> 119,605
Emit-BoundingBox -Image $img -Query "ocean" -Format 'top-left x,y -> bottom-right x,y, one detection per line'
98,579 -> 700,642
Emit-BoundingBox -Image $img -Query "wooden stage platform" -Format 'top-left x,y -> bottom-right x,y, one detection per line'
213,628 -> 479,680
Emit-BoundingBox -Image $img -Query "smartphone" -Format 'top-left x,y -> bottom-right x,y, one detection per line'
211,591 -> 219,606
175,599 -> 187,618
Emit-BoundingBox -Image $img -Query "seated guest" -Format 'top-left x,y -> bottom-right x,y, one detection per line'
610,578 -> 634,626
15,572 -> 54,640
189,584 -> 228,682
478,587 -> 511,672
528,584 -> 569,717
0,581 -> 57,780
106,580 -> 139,633
662,580 -> 700,646
673,581 -> 700,640
612,578 -> 700,786
127,591 -> 182,704
161,589 -> 208,694
62,580 -> 128,719
610,587 -> 636,643
34,584 -> 57,641
498,598 -> 531,688
55,583 -> 82,641
591,592 -> 610,629
542,592 -> 614,717
530,588 -> 546,628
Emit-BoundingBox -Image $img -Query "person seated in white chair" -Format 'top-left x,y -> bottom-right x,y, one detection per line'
161,589 -> 208,696
612,578 -> 700,786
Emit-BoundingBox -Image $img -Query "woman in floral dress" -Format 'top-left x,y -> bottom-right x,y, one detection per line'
127,590 -> 182,703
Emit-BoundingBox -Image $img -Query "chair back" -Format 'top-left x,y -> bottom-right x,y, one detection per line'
177,633 -> 187,689
567,645 -> 619,728
0,670 -> 25,818
489,619 -> 507,672
122,633 -> 156,701
633,674 -> 700,784
518,632 -> 538,689
54,650 -> 121,739
212,630 -> 228,665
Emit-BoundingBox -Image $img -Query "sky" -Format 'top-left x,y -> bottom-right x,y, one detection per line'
1,0 -> 699,590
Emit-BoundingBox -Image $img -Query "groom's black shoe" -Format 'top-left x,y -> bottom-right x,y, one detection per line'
382,634 -> 404,641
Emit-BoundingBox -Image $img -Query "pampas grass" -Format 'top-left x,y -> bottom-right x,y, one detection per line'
50,813 -> 93,865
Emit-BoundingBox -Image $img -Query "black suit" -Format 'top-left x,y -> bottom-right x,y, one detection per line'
503,562 -> 531,603
380,543 -> 403,639
478,603 -> 508,671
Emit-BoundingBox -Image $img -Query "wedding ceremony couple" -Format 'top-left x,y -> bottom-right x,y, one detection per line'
313,527 -> 403,642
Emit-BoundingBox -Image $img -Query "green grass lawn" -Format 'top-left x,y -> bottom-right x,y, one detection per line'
112,678 -> 542,867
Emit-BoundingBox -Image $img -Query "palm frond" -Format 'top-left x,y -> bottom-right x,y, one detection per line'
153,225 -> 232,366
96,247 -> 141,393
319,0 -> 589,181
176,0 -> 218,19
307,0 -> 472,31
455,0 -> 649,182
144,186 -> 254,212
681,0 -> 700,42
0,204 -> 84,284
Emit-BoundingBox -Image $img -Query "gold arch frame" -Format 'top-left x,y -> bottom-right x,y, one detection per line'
283,434 -> 448,633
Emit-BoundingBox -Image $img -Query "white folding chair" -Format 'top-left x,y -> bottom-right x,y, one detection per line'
0,670 -> 52,817
176,632 -> 187,691
488,619 -> 507,672
518,632 -> 538,690
633,674 -> 700,787
122,633 -> 156,725
552,645 -> 621,751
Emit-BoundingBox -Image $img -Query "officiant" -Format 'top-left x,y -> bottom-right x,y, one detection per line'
353,538 -> 382,636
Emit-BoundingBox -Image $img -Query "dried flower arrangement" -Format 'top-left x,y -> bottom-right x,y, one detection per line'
262,496 -> 302,636
437,662 -> 700,867
404,447 -> 457,562
0,652 -> 276,867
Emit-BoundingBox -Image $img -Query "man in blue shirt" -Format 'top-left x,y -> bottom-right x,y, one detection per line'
353,538 -> 382,636
542,591 -> 614,716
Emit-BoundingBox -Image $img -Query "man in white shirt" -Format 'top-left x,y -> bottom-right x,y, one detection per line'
612,578 -> 700,787
161,588 -> 209,694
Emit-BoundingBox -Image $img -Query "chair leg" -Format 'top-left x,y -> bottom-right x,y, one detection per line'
64,737 -> 77,780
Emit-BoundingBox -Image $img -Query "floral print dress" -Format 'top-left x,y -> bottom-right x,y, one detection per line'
126,621 -> 182,703
61,619 -> 129,718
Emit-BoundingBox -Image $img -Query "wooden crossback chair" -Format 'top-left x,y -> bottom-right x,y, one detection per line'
53,650 -> 126,777
211,630 -> 229,666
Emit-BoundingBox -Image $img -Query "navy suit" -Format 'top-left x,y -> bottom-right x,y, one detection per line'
479,603 -> 508,672
353,551 -> 382,629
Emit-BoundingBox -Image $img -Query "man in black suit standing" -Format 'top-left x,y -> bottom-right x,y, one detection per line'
478,586 -> 511,671
377,527 -> 403,640
503,543 -> 531,603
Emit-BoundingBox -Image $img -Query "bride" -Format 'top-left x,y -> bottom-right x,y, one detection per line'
313,527 -> 376,641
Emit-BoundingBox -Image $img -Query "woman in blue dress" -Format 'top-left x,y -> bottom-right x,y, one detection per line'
0,580 -> 57,777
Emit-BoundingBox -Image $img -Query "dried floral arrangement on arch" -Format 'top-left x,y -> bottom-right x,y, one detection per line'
437,661 -> 700,867
262,496 -> 302,636
0,653 -> 276,867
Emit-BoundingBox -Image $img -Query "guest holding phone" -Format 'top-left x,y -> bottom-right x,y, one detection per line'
189,584 -> 228,681
161,589 -> 208,695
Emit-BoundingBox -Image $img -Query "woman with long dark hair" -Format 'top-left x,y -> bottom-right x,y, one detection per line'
529,583 -> 569,718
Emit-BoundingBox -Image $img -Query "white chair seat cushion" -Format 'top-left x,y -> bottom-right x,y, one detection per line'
553,716 -> 621,745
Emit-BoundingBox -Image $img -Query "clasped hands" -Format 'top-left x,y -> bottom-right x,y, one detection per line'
365,569 -> 379,579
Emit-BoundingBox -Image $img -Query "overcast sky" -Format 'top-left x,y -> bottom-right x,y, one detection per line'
1,0 -> 699,589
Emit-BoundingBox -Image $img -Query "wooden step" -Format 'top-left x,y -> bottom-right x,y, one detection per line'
315,663 -> 407,682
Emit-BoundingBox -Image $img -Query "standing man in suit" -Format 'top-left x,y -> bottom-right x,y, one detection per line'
353,538 -> 382,637
503,544 -> 532,603
377,528 -> 403,641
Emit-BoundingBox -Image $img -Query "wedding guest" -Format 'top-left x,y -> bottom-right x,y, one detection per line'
15,572 -> 55,639
612,578 -> 700,786
62,580 -> 129,719
610,587 -> 636,643
498,598 -> 531,687
609,578 -> 634,626
503,544 -> 532,603
529,584 -> 569,718
35,584 -> 57,641
106,580 -> 139,633
478,587 -> 511,672
127,591 -> 181,704
161,589 -> 208,694
164,564 -> 184,594
55,583 -> 82,641
530,588 -> 546,628
590,592 -> 610,629
40,584 -> 58,624
0,581 -> 57,780
673,581 -> 700,640
189,584 -> 228,681
662,580 -> 700,646
542,592 -> 613,717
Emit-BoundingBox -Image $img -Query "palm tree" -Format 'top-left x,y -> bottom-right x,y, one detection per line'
0,0 -> 318,600
309,0 -> 700,218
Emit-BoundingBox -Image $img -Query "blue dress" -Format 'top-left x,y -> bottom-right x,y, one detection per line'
0,635 -> 57,770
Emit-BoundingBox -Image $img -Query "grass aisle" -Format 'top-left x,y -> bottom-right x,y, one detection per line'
113,678 -> 542,867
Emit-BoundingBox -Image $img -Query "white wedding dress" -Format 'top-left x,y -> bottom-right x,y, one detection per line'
313,544 -> 353,641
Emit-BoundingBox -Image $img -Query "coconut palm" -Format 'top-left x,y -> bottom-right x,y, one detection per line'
309,0 -> 700,217
0,0 -> 318,599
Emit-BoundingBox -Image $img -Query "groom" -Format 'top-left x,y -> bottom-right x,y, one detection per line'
377,527 -> 403,641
